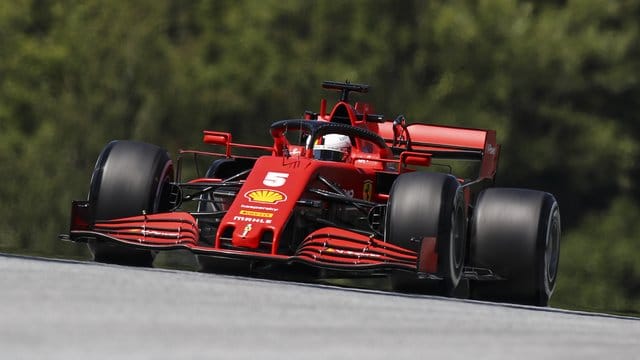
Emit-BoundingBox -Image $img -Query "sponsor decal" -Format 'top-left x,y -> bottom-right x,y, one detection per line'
233,216 -> 273,224
240,224 -> 252,238
486,143 -> 497,155
239,210 -> 273,218
244,189 -> 287,204
322,247 -> 382,259
240,204 -> 279,212
363,180 -> 373,201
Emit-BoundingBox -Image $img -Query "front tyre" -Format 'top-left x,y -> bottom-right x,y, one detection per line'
469,188 -> 561,306
87,140 -> 174,267
385,172 -> 466,295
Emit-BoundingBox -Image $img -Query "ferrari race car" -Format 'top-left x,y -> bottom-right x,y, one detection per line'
61,81 -> 561,306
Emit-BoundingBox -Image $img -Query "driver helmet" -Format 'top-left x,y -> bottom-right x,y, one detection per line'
313,134 -> 352,162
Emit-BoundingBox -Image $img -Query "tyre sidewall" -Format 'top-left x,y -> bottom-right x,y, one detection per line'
386,172 -> 466,292
89,140 -> 173,220
470,188 -> 561,305
86,140 -> 173,266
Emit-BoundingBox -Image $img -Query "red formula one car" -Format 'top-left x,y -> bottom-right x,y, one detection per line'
61,81 -> 561,306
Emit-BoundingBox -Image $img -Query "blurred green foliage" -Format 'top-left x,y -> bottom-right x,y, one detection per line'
1,0 -> 639,315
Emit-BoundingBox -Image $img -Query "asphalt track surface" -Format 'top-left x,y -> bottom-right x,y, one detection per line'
1,253 -> 639,360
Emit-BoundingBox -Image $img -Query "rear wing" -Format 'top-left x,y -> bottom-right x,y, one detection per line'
371,120 -> 500,180
308,81 -> 500,180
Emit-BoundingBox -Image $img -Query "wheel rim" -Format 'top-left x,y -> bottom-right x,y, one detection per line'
449,202 -> 465,282
544,205 -> 561,288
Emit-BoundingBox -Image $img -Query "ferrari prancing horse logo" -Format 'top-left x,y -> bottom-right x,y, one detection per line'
240,224 -> 252,238
363,180 -> 373,201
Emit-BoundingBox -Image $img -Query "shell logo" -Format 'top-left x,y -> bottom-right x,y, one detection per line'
244,189 -> 287,204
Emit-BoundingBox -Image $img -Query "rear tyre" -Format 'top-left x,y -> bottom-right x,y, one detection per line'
87,140 -> 174,267
469,188 -> 561,306
385,172 -> 466,295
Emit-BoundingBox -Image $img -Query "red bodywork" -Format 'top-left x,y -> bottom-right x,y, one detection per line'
64,81 -> 500,276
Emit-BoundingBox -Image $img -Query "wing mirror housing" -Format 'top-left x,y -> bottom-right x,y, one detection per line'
399,151 -> 432,173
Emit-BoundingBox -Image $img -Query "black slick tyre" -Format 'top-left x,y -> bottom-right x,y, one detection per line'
469,188 -> 561,306
87,140 -> 174,267
385,172 -> 466,295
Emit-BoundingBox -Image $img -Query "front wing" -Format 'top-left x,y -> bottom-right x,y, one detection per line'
61,204 -> 437,274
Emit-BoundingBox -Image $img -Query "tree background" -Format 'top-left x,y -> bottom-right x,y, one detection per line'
1,0 -> 639,315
